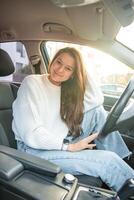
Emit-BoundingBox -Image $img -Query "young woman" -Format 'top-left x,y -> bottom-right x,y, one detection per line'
12,47 -> 134,191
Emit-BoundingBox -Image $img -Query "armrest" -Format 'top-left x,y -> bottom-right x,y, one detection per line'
0,152 -> 23,180
0,145 -> 61,177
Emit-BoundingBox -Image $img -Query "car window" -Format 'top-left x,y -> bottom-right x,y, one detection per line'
41,41 -> 134,97
116,20 -> 134,51
101,84 -> 125,96
0,42 -> 32,82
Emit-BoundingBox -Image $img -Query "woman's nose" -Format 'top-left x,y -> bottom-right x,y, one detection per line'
57,65 -> 64,73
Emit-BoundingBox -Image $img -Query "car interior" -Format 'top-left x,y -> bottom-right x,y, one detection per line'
0,0 -> 134,199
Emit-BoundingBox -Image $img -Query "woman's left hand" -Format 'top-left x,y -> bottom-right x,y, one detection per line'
67,133 -> 99,152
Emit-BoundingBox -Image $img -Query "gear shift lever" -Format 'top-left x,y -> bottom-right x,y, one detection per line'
117,179 -> 134,200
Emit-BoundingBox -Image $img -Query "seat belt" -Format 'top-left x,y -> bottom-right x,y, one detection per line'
30,55 -> 41,74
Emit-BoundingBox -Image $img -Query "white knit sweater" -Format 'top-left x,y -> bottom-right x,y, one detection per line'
12,73 -> 103,150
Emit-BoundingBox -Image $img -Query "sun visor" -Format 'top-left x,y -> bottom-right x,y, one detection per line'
102,0 -> 134,27
50,0 -> 100,8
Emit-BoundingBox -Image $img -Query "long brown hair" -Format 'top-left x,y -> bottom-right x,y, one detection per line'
49,47 -> 87,137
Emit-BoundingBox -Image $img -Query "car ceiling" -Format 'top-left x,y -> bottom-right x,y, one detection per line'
1,0 -> 134,68
0,0 -> 121,42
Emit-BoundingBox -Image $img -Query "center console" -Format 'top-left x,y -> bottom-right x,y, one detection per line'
73,185 -> 117,200
0,145 -> 133,200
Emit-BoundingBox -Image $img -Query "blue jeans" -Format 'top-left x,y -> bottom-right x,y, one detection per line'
17,106 -> 134,191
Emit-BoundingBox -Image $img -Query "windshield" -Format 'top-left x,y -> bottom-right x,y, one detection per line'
116,21 -> 134,51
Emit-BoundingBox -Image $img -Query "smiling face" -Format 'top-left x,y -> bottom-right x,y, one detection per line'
49,52 -> 75,86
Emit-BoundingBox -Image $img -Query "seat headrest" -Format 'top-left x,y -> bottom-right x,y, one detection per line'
0,49 -> 15,76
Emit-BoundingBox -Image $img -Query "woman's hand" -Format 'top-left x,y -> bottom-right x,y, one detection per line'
68,133 -> 98,152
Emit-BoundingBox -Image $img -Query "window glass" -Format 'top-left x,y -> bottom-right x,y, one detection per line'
116,21 -> 134,51
43,41 -> 134,97
0,42 -> 32,82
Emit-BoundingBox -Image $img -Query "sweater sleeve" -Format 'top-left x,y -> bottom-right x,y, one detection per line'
12,76 -> 64,150
84,69 -> 104,111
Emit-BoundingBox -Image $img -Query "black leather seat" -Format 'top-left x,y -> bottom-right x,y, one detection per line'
0,49 -> 18,148
0,48 -> 103,188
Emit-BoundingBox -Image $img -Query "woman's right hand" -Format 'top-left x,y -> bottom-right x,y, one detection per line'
68,133 -> 98,152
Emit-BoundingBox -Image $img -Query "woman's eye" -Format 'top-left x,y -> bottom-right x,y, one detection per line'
57,60 -> 61,64
66,67 -> 73,71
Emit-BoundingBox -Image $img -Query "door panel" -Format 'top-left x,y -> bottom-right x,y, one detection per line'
103,95 -> 119,111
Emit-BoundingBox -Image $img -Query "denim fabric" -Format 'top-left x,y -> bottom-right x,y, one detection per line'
69,105 -> 131,159
17,105 -> 134,191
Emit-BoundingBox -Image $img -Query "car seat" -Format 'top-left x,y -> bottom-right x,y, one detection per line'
0,49 -> 18,148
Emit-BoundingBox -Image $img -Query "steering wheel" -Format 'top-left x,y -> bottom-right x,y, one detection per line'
98,78 -> 134,138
